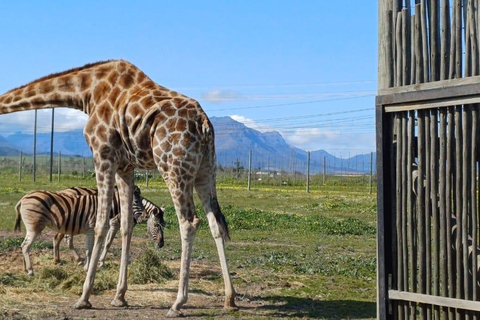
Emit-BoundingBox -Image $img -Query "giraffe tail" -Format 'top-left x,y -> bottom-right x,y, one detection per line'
14,201 -> 22,232
211,196 -> 230,242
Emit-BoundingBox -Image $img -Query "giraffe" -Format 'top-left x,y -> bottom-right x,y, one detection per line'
0,60 -> 236,317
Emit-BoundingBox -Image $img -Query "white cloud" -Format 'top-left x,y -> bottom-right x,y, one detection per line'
230,115 -> 274,132
0,108 -> 87,135
229,115 -> 375,153
202,89 -> 243,103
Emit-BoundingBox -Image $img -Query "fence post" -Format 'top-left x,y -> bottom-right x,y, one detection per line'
49,109 -> 55,183
33,110 -> 37,182
306,151 -> 310,193
19,151 -> 23,182
323,156 -> 326,185
370,151 -> 374,194
82,157 -> 86,178
247,150 -> 252,191
58,151 -> 61,182
146,170 -> 149,187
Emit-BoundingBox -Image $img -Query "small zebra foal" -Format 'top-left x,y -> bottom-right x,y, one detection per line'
14,186 -> 144,276
56,188 -> 165,267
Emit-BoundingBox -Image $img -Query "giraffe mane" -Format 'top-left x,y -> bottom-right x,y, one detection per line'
4,60 -> 119,94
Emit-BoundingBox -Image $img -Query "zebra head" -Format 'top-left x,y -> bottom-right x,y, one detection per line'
147,206 -> 165,248
132,186 -> 144,219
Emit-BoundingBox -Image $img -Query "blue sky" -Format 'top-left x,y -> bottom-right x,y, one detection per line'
0,1 -> 377,155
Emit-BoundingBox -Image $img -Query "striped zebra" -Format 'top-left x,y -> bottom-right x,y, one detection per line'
56,188 -> 165,267
14,186 -> 144,276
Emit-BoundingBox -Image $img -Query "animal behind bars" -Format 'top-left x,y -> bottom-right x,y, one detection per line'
14,186 -> 144,275
0,60 -> 236,317
55,187 -> 165,267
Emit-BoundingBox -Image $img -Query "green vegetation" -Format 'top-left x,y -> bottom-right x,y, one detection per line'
0,176 -> 377,319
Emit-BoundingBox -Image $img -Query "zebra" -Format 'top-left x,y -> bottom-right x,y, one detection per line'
56,188 -> 165,267
14,186 -> 144,276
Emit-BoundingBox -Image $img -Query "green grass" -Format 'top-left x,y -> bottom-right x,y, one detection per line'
0,176 -> 377,319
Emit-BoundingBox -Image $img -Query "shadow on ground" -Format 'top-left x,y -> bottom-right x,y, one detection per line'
244,295 -> 376,319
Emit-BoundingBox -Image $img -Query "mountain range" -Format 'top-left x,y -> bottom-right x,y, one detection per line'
0,116 -> 375,174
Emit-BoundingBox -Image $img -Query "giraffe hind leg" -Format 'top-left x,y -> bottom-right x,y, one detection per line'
195,178 -> 237,311
165,177 -> 199,317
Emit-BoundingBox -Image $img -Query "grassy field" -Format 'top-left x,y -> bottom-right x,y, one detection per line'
0,175 -> 377,319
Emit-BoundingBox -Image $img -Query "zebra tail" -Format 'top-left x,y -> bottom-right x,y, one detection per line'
14,201 -> 22,232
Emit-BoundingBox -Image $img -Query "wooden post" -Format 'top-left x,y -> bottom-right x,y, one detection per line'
49,109 -> 54,183
247,150 -> 252,191
18,151 -> 22,182
306,151 -> 310,193
33,110 -> 37,182
57,151 -> 61,182
369,151 -> 373,194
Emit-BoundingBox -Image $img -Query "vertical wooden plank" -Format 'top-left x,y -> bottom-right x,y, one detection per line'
396,11 -> 404,87
396,114 -> 405,320
402,112 -> 410,319
430,0 -> 441,81
454,0 -> 463,77
415,4 -> 424,83
439,108 -> 448,319
431,109 -> 440,320
441,0 -> 451,81
467,0 -> 478,75
462,106 -> 471,311
407,110 -> 416,319
402,9 -> 412,85
425,108 -> 433,320
418,110 -> 427,320
447,108 -> 455,319
455,105 -> 463,319
421,0 -> 430,82
470,105 -> 478,312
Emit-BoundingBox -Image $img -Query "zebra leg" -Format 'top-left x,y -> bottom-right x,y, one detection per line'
75,162 -> 116,310
110,171 -> 135,307
21,230 -> 39,276
99,217 -> 120,268
65,235 -> 83,265
83,229 -> 95,271
53,233 -> 64,264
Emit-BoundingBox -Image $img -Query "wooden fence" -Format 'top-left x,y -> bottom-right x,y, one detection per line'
378,0 -> 480,319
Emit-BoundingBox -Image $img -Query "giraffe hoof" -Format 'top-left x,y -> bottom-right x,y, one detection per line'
111,297 -> 128,307
224,304 -> 239,312
166,308 -> 185,318
74,300 -> 92,309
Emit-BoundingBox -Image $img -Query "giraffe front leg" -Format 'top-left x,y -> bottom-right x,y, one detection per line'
75,170 -> 116,310
111,172 -> 135,307
83,229 -> 95,271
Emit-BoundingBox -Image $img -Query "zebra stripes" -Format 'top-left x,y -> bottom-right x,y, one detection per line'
14,186 -> 144,275
139,197 -> 165,249
57,189 -> 166,266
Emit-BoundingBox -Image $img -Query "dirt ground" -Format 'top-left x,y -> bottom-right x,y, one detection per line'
0,230 -> 303,320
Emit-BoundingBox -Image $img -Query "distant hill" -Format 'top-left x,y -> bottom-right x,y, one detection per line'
0,116 -> 375,174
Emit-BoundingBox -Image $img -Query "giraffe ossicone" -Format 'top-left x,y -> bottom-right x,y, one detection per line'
0,60 -> 237,316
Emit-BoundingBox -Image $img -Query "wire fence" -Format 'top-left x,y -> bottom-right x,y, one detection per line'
0,150 -> 377,193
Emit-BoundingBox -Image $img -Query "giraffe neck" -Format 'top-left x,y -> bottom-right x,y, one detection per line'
0,60 -> 146,116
